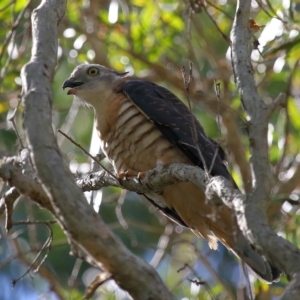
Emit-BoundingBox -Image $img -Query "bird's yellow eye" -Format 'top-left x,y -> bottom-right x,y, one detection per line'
87,67 -> 99,76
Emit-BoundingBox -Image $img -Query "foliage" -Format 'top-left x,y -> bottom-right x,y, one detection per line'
0,0 -> 300,299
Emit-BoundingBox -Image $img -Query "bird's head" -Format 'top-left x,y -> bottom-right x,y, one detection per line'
62,64 -> 128,105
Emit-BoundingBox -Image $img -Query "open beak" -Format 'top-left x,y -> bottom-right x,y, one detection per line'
62,79 -> 84,89
62,79 -> 84,95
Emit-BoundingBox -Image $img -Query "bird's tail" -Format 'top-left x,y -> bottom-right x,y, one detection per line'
221,229 -> 281,283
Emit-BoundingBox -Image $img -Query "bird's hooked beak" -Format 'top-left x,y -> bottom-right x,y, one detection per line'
117,71 -> 129,77
62,79 -> 84,95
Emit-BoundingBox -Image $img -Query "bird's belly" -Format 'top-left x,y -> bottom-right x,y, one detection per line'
101,100 -> 190,173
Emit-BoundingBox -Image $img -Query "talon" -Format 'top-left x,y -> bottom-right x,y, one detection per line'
137,172 -> 146,184
118,169 -> 140,179
118,170 -> 128,180
137,172 -> 145,180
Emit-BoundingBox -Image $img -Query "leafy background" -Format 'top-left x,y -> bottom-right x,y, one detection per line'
0,0 -> 300,299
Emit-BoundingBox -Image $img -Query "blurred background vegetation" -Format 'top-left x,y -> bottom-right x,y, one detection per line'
0,0 -> 300,299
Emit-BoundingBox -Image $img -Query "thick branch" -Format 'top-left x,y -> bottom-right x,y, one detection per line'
0,163 -> 54,213
232,0 -> 271,201
231,1 -> 300,298
20,1 -> 172,299
77,163 -> 206,193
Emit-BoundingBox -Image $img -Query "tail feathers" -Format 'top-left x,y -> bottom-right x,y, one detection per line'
230,231 -> 281,283
194,226 -> 281,282
237,245 -> 274,282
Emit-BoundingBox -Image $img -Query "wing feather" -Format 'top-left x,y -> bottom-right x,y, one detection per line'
122,80 -> 233,182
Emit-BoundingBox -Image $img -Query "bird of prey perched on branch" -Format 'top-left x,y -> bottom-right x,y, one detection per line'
63,64 -> 280,283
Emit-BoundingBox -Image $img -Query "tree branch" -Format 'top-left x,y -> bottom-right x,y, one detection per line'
230,1 -> 300,298
77,163 -> 207,194
78,161 -> 300,291
232,1 -> 272,200
0,161 -> 54,214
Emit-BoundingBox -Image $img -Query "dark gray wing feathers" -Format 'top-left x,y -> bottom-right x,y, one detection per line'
122,80 -> 233,182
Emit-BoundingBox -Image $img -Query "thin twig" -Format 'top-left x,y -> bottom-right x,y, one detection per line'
4,194 -> 18,232
69,258 -> 83,287
0,187 -> 20,231
57,99 -> 80,147
181,62 -> 209,176
241,262 -> 254,300
194,244 -> 235,299
264,0 -> 286,23
13,220 -> 57,225
255,0 -> 275,19
199,0 -> 231,44
208,79 -> 222,175
0,247 -> 38,270
11,220 -> 55,287
149,223 -> 173,268
206,0 -> 233,20
8,96 -> 25,149
115,189 -> 128,229
26,201 -> 38,252
275,59 -> 299,176
0,0 -> 15,12
84,272 -> 112,300
0,0 -> 32,69
115,190 -> 138,246
178,263 -> 218,300
186,4 -> 193,40
0,31 -> 17,84
58,129 -> 118,180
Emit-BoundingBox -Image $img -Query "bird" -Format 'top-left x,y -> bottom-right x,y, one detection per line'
62,64 -> 281,283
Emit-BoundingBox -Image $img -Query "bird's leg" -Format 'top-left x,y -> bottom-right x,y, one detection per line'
118,169 -> 145,180
137,172 -> 146,180
118,170 -> 131,180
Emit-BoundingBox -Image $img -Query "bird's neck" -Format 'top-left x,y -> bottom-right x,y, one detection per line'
93,91 -> 127,142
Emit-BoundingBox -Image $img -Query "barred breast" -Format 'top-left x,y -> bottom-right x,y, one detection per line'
100,95 -> 190,174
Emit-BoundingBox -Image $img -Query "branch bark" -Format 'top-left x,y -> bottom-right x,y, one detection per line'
77,163 -> 206,193
231,1 -> 300,299
19,1 -> 173,299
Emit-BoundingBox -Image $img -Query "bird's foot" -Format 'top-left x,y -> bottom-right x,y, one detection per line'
118,169 -> 143,180
137,172 -> 146,180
